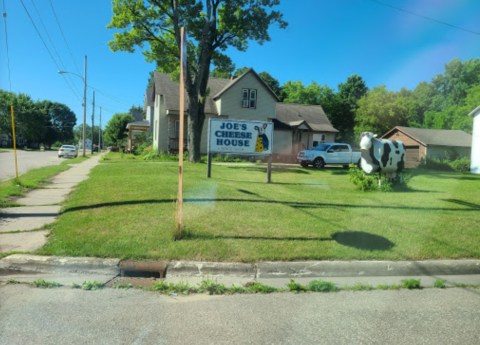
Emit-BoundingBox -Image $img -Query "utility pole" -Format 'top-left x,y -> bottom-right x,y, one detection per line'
99,106 -> 102,150
91,91 -> 95,154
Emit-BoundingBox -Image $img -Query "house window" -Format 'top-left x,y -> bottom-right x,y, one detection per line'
242,88 -> 257,109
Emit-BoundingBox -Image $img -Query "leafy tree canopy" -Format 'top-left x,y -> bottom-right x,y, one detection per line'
108,0 -> 287,161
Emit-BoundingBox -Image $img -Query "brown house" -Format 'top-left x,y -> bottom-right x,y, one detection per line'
382,126 -> 472,168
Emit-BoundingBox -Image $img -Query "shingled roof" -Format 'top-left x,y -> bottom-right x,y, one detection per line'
152,72 -> 231,114
275,103 -> 338,132
383,126 -> 472,147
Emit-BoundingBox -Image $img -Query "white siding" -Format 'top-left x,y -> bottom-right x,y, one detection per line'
471,112 -> 480,174
153,95 -> 169,152
216,73 -> 277,121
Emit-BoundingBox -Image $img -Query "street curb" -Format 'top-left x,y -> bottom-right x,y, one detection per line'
1,255 -> 480,279
0,254 -> 120,276
167,260 -> 256,278
255,260 -> 480,278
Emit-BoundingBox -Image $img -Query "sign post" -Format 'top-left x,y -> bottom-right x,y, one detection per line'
175,27 -> 187,240
207,118 -> 274,182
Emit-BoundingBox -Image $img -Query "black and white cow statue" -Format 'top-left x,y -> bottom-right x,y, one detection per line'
359,132 -> 406,182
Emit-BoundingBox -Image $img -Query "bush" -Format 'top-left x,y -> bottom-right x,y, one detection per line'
448,157 -> 471,173
424,156 -> 471,173
349,167 -> 411,192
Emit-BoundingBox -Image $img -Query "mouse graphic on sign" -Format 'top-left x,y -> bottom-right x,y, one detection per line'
254,123 -> 269,152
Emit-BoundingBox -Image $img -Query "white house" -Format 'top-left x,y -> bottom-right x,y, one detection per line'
148,69 -> 338,161
469,106 -> 480,174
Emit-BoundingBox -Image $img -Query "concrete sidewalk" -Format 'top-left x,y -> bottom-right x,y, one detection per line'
0,154 -> 104,253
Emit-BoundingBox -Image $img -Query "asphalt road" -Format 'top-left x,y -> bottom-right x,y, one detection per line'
1,285 -> 479,345
0,150 -> 63,181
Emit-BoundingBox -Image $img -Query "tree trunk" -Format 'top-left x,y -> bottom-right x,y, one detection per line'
186,93 -> 206,162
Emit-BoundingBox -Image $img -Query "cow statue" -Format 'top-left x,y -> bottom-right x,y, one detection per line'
359,132 -> 406,183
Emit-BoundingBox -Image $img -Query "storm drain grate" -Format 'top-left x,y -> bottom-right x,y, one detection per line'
119,260 -> 168,279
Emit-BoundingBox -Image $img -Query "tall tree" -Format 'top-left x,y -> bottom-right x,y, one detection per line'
354,86 -> 410,137
38,101 -> 76,147
108,0 -> 287,162
336,75 -> 368,142
103,113 -> 135,147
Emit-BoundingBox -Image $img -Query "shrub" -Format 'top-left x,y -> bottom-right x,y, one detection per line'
448,157 -> 471,173
349,167 -> 411,192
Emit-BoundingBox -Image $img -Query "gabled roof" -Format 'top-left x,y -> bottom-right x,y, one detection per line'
275,103 -> 338,132
152,69 -> 280,115
382,126 -> 472,147
212,68 -> 280,102
126,120 -> 150,129
152,72 -> 231,114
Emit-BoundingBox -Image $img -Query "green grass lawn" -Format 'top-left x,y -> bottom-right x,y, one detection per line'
39,153 -> 480,261
0,156 -> 87,207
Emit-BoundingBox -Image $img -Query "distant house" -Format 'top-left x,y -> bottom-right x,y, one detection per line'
469,106 -> 480,174
148,69 -> 338,161
382,126 -> 472,168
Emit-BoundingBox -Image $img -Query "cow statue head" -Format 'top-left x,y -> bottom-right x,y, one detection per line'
359,132 -> 378,150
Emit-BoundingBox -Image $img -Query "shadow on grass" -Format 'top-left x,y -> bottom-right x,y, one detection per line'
442,198 -> 480,209
332,231 -> 394,251
60,197 -> 480,214
182,231 -> 332,242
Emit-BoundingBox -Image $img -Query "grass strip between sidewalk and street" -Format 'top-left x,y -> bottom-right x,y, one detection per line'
36,152 -> 480,262
0,155 -> 87,207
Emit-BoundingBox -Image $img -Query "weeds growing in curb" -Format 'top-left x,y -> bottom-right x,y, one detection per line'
402,279 -> 422,289
287,279 -> 308,293
308,280 -> 338,292
32,279 -> 63,288
72,281 -> 105,290
434,279 -> 447,289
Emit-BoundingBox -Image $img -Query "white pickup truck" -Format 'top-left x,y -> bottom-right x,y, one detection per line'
297,143 -> 361,169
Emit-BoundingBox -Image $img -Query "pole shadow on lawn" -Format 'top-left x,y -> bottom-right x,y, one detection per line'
182,230 -> 394,252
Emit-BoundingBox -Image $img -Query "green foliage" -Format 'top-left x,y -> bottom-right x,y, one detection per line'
108,0 -> 286,162
0,90 -> 75,148
308,280 -> 338,292
78,281 -> 105,290
349,167 -> 411,192
103,113 -> 135,146
347,283 -> 375,291
401,279 -> 422,289
424,156 -> 471,173
449,157 -> 471,173
32,279 -> 63,288
244,282 -> 278,294
434,279 -> 447,289
287,279 -> 308,293
199,279 -> 227,295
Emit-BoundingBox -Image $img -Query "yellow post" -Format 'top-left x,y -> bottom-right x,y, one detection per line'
10,105 -> 19,180
175,27 -> 186,240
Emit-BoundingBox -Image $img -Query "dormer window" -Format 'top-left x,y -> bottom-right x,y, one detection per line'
242,88 -> 257,109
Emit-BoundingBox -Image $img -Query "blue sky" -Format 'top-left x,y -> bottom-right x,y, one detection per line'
1,0 -> 479,129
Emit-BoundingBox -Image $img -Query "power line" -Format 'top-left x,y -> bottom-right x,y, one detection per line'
19,0 -> 81,102
368,0 -> 480,36
48,0 -> 81,75
1,0 -> 12,90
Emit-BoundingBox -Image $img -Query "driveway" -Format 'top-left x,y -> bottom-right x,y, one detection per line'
0,150 -> 63,181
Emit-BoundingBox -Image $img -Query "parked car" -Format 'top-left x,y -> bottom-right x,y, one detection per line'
58,145 -> 78,158
297,143 -> 361,169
